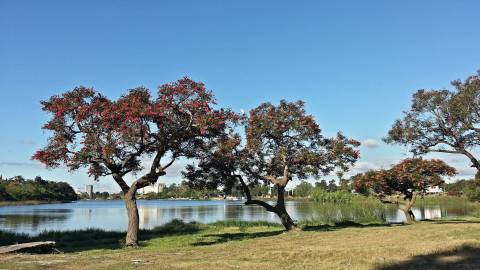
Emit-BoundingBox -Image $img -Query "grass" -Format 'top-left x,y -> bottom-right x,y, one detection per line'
0,219 -> 202,252
1,218 -> 480,269
416,195 -> 475,206
304,195 -> 480,224
210,220 -> 282,228
306,195 -> 389,224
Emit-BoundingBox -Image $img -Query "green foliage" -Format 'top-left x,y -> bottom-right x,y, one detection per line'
445,179 -> 480,202
0,219 -> 201,252
140,181 -> 223,200
0,176 -> 77,202
315,180 -> 328,190
210,220 -> 281,228
416,195 -> 472,206
465,188 -> 480,202
309,188 -> 355,203
304,196 -> 387,224
306,187 -> 388,223
327,179 -> 338,192
150,219 -> 201,235
294,181 -> 313,197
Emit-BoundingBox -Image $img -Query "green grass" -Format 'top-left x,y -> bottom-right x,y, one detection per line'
0,219 -> 203,252
1,218 -> 480,269
416,195 -> 474,206
209,220 -> 282,228
309,189 -> 357,203
306,195 -> 389,224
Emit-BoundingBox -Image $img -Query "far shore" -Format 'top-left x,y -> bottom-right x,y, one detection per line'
0,200 -> 72,207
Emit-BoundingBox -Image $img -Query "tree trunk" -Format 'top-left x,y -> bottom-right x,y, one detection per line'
275,185 -> 299,231
402,192 -> 417,224
237,176 -> 299,231
474,167 -> 480,184
124,189 -> 140,247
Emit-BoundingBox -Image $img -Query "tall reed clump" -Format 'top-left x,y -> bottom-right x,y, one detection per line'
310,189 -> 355,203
306,188 -> 387,224
416,195 -> 471,206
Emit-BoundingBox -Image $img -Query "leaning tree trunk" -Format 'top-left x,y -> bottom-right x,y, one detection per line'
275,185 -> 299,231
237,176 -> 299,231
401,192 -> 417,224
124,188 -> 140,247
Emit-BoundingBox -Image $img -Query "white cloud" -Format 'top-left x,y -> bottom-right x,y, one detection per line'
423,152 -> 477,180
0,161 -> 40,167
346,158 -> 401,176
361,139 -> 380,149
19,139 -> 36,145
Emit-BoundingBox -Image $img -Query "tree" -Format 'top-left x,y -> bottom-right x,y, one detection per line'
327,179 -> 338,192
353,158 -> 456,224
33,78 -> 234,246
184,100 -> 360,230
294,181 -> 313,197
337,172 -> 351,191
0,175 -> 77,202
315,180 -> 328,190
385,71 -> 480,179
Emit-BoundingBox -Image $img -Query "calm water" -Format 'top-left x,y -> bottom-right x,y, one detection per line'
0,200 -> 476,235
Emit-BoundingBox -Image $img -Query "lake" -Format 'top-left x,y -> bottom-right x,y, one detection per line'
0,199 -> 477,235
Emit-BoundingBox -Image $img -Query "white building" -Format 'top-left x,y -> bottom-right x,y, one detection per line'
425,186 -> 443,194
139,182 -> 166,194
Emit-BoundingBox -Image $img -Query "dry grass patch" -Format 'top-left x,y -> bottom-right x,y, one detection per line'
1,220 -> 479,270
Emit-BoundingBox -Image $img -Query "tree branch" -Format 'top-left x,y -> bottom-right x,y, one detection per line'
236,175 -> 277,213
161,156 -> 177,171
112,174 -> 130,193
426,148 -> 460,154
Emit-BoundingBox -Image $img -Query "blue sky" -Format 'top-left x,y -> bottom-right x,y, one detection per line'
1,0 -> 479,192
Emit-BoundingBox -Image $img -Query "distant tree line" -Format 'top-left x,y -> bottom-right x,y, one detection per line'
78,191 -> 118,200
141,179 -> 350,200
293,178 -> 351,197
445,179 -> 480,202
0,175 -> 78,202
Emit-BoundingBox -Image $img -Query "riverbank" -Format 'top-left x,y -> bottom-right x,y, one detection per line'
0,200 -> 70,207
1,218 -> 479,269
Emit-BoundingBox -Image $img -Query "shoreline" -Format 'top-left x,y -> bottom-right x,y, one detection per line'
0,200 -> 73,207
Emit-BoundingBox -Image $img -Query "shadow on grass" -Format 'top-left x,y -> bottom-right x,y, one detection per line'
0,219 -> 201,253
302,220 -> 395,232
378,244 -> 480,270
422,219 -> 480,225
192,230 -> 283,246
193,221 -> 394,247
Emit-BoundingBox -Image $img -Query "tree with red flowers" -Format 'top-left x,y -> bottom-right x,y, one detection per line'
184,100 -> 360,230
354,158 -> 456,224
33,78 -> 235,246
385,71 -> 480,180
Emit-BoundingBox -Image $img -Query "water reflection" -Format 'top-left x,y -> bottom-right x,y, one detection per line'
0,200 -> 477,235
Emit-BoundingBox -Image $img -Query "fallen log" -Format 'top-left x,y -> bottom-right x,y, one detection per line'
0,241 -> 56,254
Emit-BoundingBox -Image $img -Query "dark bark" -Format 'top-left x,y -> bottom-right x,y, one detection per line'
275,185 -> 299,231
116,171 -> 164,247
401,191 -> 417,224
237,176 -> 298,231
124,188 -> 140,247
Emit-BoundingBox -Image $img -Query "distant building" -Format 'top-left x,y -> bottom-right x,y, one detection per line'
426,186 -> 443,194
86,185 -> 94,198
140,182 -> 166,194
